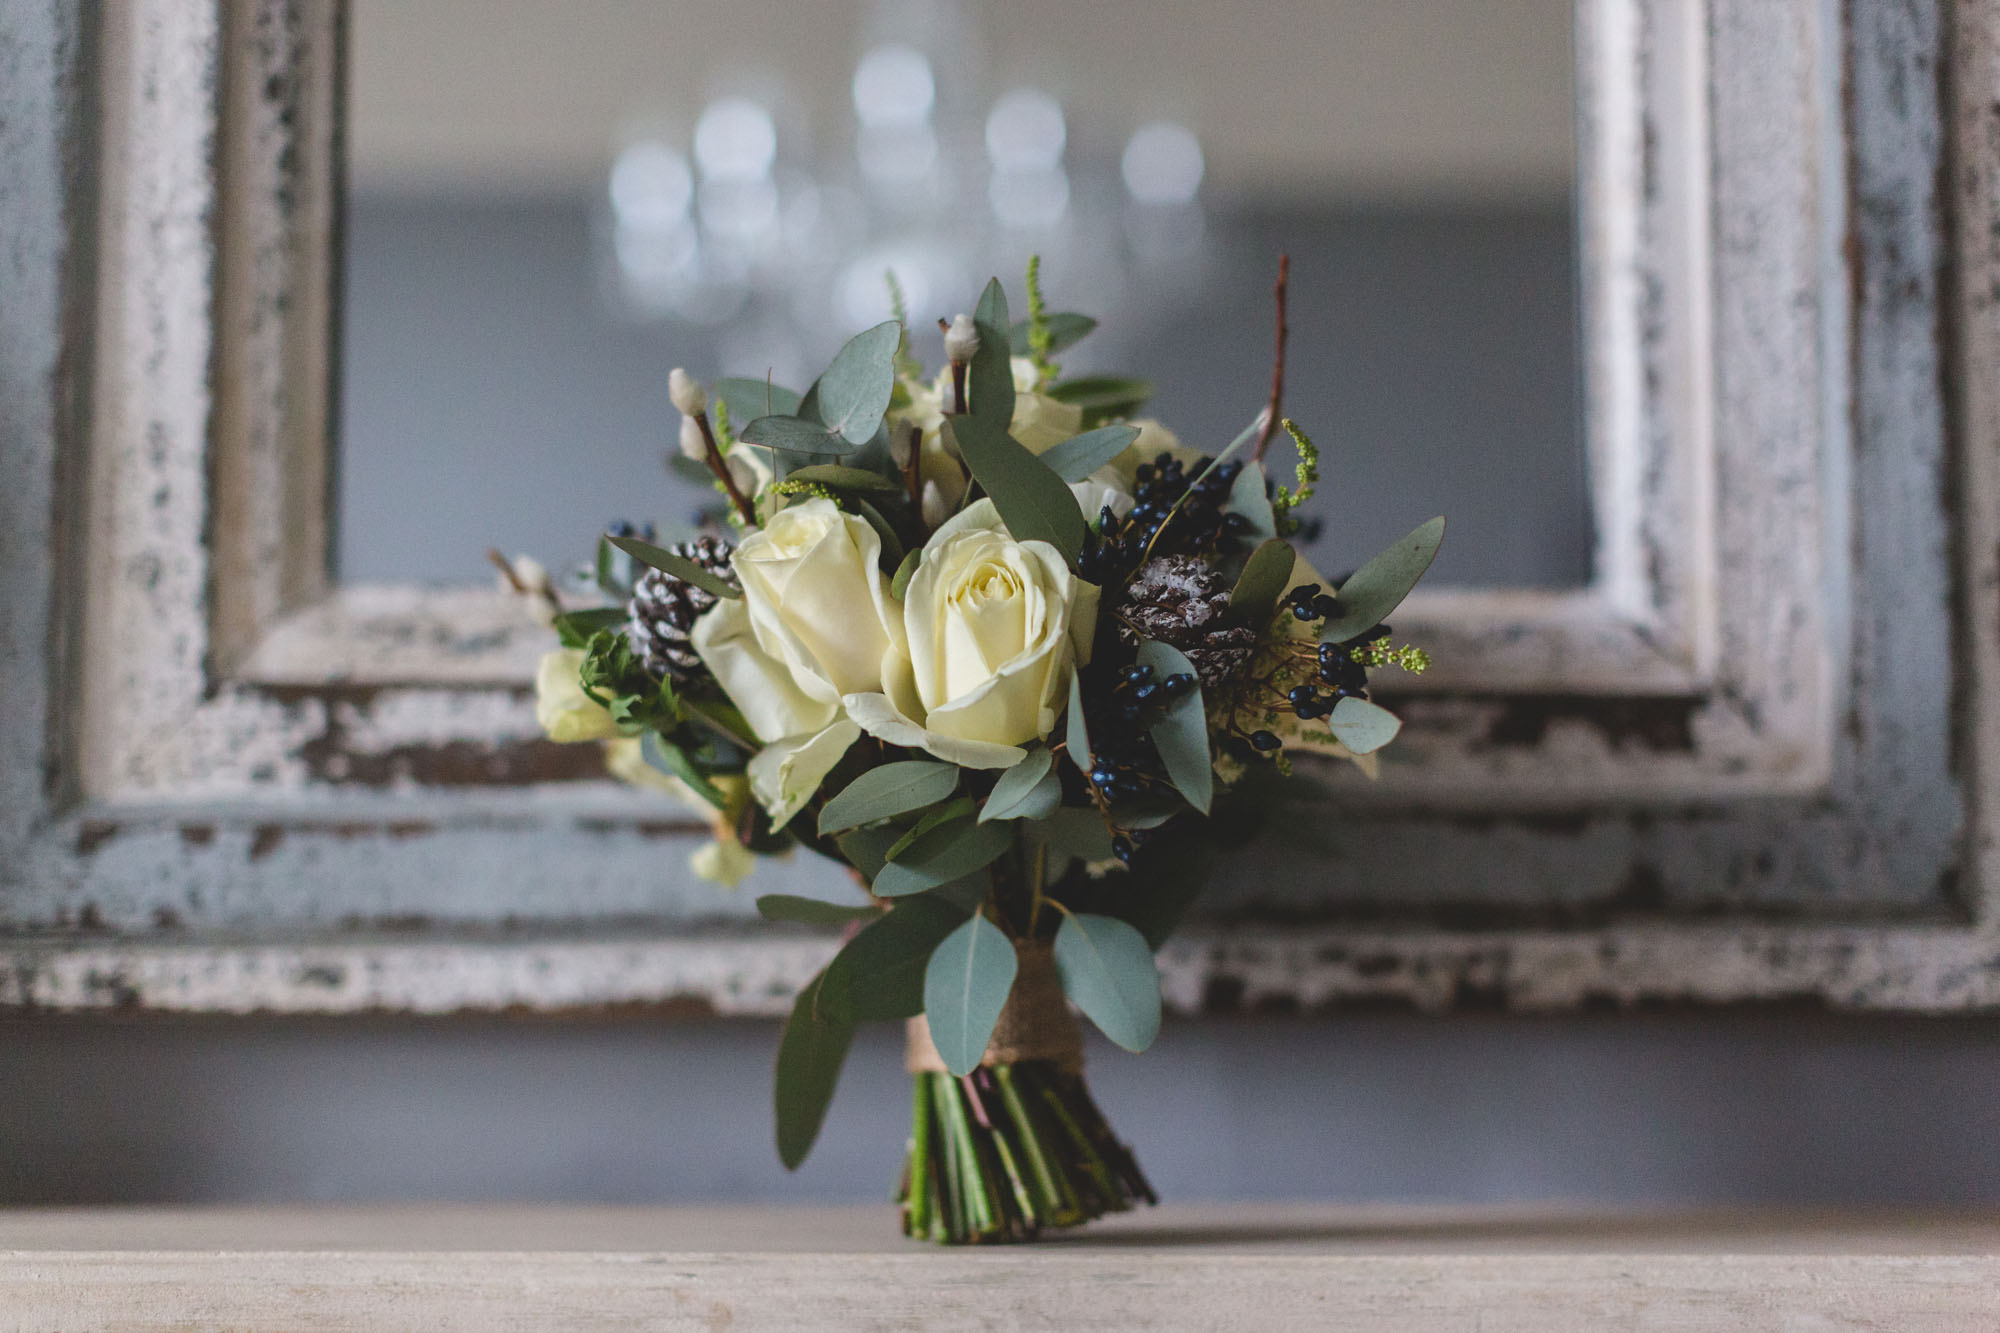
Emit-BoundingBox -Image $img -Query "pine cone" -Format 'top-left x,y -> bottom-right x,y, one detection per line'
1119,555 -> 1258,689
628,536 -> 739,680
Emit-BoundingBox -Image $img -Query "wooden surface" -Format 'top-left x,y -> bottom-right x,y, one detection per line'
0,1205 -> 1994,1329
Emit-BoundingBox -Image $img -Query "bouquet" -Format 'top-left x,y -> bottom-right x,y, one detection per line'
525,258 -> 1442,1243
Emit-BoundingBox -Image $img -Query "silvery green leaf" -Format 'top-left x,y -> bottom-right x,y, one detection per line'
608,534 -> 743,598
773,967 -> 852,1169
1038,806 -> 1113,872
1321,516 -> 1445,643
922,913 -> 1018,1076
1137,639 -> 1212,814
712,376 -> 803,423
1229,538 -> 1295,628
1046,375 -> 1152,423
783,463 -> 901,493
1326,696 -> 1403,755
1053,912 -> 1161,1054
872,818 -> 1012,897
978,748 -> 1060,822
1038,424 -> 1140,484
884,797 -> 979,861
817,760 -> 960,836
944,415 -> 1084,566
739,414 -> 856,456
1065,670 -> 1092,770
1229,460 -> 1278,541
830,893 -> 968,1022
814,320 -> 902,445
756,895 -> 880,926
1010,311 -> 1097,354
639,732 -> 725,808
969,278 -> 1015,425
890,547 -> 923,600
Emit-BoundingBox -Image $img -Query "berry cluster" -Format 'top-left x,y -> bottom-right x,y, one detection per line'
1238,588 -> 1393,755
1079,453 -> 1253,585
1081,662 -> 1197,861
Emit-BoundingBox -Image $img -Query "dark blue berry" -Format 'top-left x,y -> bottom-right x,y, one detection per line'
1133,683 -> 1159,703
1313,594 -> 1341,619
1163,672 -> 1195,695
1124,665 -> 1154,685
1287,685 -> 1317,707
1250,730 -> 1282,752
1292,603 -> 1320,621
1287,584 -> 1320,604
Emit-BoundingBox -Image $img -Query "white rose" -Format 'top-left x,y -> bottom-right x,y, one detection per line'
889,357 -> 1085,511
844,499 -> 1098,769
534,649 -> 620,742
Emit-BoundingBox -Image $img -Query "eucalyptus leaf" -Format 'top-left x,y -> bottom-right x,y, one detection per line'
1047,375 -> 1153,418
712,376 -> 803,423
818,760 -> 960,836
943,416 -> 1084,566
683,695 -> 759,750
1321,516 -> 1446,643
1038,424 -> 1140,484
872,817 -> 1012,897
922,913 -> 1019,1076
552,606 -> 626,649
1137,639 -> 1212,814
794,380 -> 823,426
756,894 -> 881,926
1326,695 -> 1403,755
1039,806 -> 1114,872
1229,539 -> 1296,628
969,278 -> 1015,426
835,824 -> 905,885
885,797 -> 979,861
596,536 -> 630,597
978,747 -> 1060,822
639,732 -> 725,809
1229,460 -> 1278,541
783,463 -> 901,494
890,547 -> 924,600
1065,671 -> 1092,770
1053,912 -> 1162,1054
606,534 -> 742,600
1010,311 -> 1097,355
847,495 -> 906,569
815,320 -> 902,444
831,892 -> 969,1021
774,966 -> 853,1169
739,414 -> 856,456
668,453 -> 716,487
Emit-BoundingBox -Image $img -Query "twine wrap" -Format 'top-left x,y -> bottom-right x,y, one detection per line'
905,940 -> 1083,1075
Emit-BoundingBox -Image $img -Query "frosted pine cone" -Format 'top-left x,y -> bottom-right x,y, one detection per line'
1119,555 -> 1258,689
628,536 -> 739,679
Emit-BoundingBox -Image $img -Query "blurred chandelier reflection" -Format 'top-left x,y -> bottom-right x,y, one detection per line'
601,0 -> 1206,378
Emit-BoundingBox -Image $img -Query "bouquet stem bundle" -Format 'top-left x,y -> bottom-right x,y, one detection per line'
901,1059 -> 1155,1243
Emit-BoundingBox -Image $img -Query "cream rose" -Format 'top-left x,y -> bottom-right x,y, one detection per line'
844,500 -> 1097,769
534,649 -> 621,742
890,357 -> 1085,511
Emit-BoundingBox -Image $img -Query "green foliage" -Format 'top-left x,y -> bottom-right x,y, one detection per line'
890,547 -> 923,599
1064,672 -> 1092,770
1228,538 -> 1295,629
1038,424 -> 1140,484
1325,696 -> 1403,755
1136,639 -> 1212,814
922,913 -> 1018,1076
739,413 -> 854,457
818,760 -> 961,836
831,893 -> 969,1021
1035,806 -> 1114,874
834,823 -> 905,884
885,270 -> 925,381
1270,418 -> 1320,531
712,376 -> 803,422
873,816 -> 1012,897
783,464 -> 901,494
815,320 -> 903,445
1009,312 -> 1097,358
1052,912 -> 1161,1054
774,965 -> 853,1169
969,278 -> 1016,426
756,894 -> 881,926
605,533 -> 741,600
1022,254 -> 1057,382
943,415 -> 1085,567
978,747 -> 1061,822
1351,639 -> 1433,674
577,629 -> 679,733
638,731 -> 725,807
1228,460 -> 1278,542
884,797 -> 980,861
551,606 -> 625,649
1046,375 -> 1152,427
1320,515 -> 1446,643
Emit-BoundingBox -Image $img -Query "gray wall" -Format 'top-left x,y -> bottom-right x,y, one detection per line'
7,1013 -> 1995,1205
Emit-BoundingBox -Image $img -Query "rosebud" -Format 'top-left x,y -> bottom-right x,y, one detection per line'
668,367 -> 707,417
943,314 -> 979,364
727,451 -> 761,497
678,413 -> 707,461
890,427 -> 914,468
920,479 -> 949,528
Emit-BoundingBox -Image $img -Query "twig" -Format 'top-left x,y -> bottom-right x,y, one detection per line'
1252,253 -> 1290,464
904,423 -> 923,513
694,410 -> 759,526
486,547 -> 562,616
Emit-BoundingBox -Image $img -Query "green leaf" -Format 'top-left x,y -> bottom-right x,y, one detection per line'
978,747 -> 1060,822
1229,539 -> 1296,628
890,547 -> 923,600
922,913 -> 1019,1076
969,278 -> 1015,426
1053,912 -> 1161,1054
1065,671 -> 1092,770
1229,460 -> 1278,541
1038,806 -> 1113,872
774,966 -> 853,1169
683,695 -> 758,750
596,535 -> 632,597
712,376 -> 803,422
835,823 -> 905,885
668,453 -> 717,487
885,797 -> 979,861
739,414 -> 856,456
815,320 -> 902,444
943,415 -> 1084,566
1321,516 -> 1445,643
756,894 -> 880,926
605,534 -> 741,600
1047,375 -> 1152,419
639,733 -> 726,808
872,817 -> 1012,898
1010,311 -> 1096,355
818,760 -> 960,836
1038,424 -> 1140,484
1326,696 -> 1403,755
846,494 -> 906,570
832,893 -> 969,1021
783,463 -> 901,494
552,606 -> 626,649
1137,640 -> 1212,814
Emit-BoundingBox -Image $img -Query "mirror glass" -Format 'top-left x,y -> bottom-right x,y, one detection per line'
337,0 -> 1582,589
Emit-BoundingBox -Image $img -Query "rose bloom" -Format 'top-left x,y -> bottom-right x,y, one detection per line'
845,500 -> 1097,769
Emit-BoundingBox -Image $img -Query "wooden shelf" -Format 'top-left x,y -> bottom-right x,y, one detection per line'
1,1205 -> 1994,1327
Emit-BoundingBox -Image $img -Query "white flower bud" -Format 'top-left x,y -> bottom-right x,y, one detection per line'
678,413 -> 708,461
920,479 -> 949,528
727,451 -> 760,497
943,314 -> 980,363
668,367 -> 707,417
890,426 -> 914,468
508,554 -> 550,595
